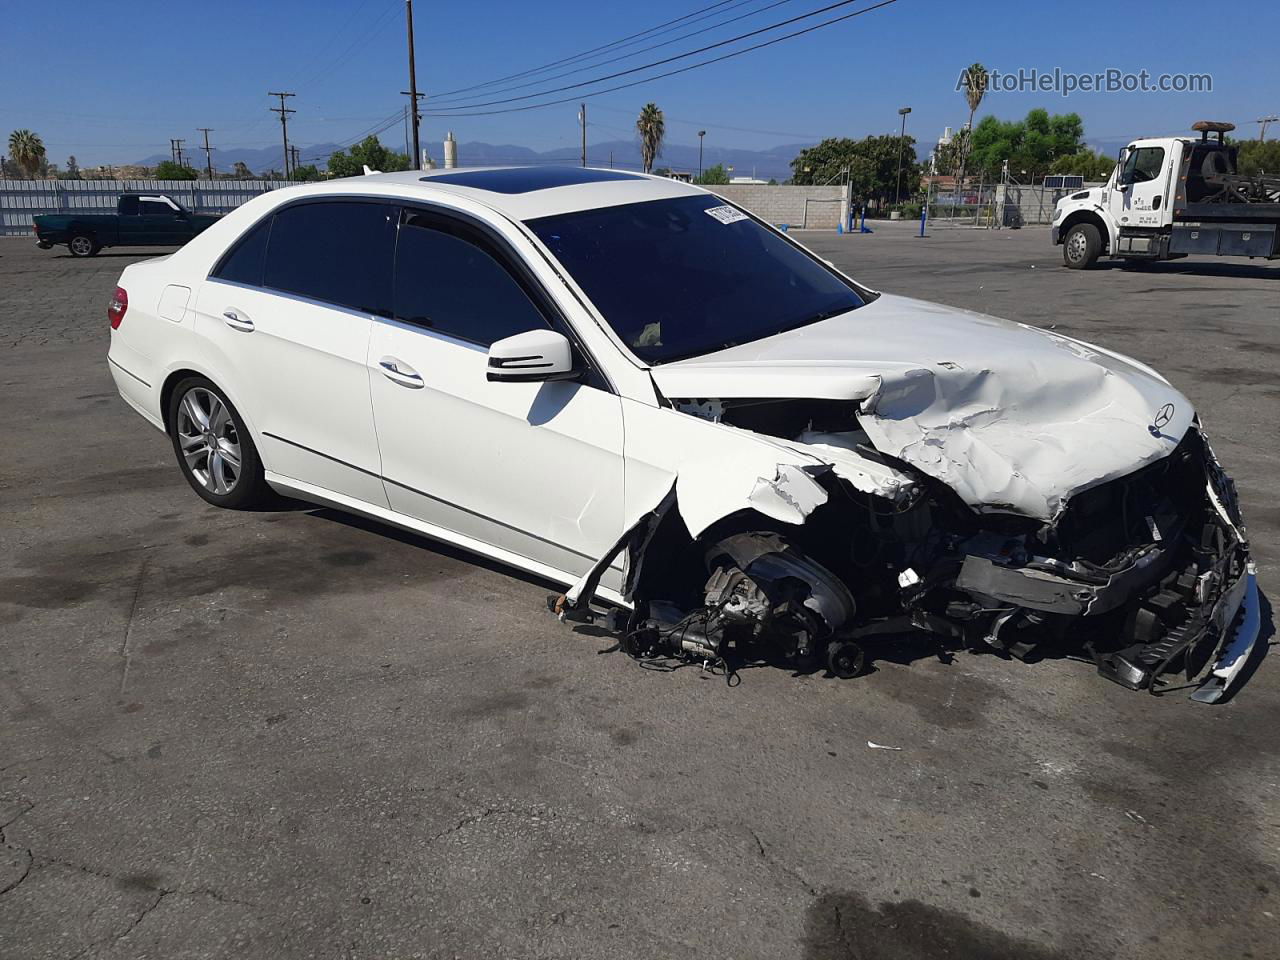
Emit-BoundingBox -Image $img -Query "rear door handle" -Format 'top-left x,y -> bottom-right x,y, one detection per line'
222,309 -> 254,332
379,357 -> 424,388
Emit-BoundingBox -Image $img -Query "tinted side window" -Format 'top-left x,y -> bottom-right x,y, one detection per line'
140,200 -> 175,216
212,216 -> 272,287
118,197 -> 139,216
393,211 -> 548,345
265,201 -> 394,314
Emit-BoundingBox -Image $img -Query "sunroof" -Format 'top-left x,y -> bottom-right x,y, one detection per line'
421,166 -> 645,194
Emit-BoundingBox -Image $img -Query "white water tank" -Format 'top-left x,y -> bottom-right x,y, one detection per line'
443,132 -> 457,169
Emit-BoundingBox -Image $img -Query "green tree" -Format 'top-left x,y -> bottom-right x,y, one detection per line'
153,160 -> 197,180
636,103 -> 665,174
1050,148 -> 1115,181
292,164 -> 323,182
7,129 -> 46,178
327,136 -> 410,178
967,109 -> 1085,181
696,163 -> 730,185
65,155 -> 81,180
954,62 -> 988,194
790,135 -> 921,207
231,160 -> 254,179
1237,139 -> 1280,176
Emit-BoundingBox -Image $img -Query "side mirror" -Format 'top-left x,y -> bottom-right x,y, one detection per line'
486,329 -> 578,383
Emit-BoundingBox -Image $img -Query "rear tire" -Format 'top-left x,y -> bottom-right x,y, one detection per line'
68,234 -> 99,257
1062,223 -> 1101,269
167,376 -> 272,510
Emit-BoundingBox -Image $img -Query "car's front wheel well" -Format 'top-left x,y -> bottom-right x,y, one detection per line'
1059,211 -> 1110,253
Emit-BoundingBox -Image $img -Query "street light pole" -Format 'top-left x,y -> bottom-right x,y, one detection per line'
895,106 -> 912,206
698,130 -> 706,181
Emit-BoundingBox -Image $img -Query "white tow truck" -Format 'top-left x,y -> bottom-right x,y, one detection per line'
1052,121 -> 1280,269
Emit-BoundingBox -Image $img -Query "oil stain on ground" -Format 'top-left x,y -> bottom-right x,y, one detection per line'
802,891 -> 1069,960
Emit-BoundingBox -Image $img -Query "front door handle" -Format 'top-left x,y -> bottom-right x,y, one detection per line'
222,309 -> 254,332
379,357 -> 424,389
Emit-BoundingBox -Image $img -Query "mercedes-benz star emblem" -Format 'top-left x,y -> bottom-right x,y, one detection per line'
1153,403 -> 1175,429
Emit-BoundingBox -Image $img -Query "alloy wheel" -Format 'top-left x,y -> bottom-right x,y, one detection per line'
176,387 -> 242,495
69,236 -> 94,256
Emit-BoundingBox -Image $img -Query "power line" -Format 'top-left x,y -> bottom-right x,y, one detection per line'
296,107 -> 407,163
427,0 -> 794,106
590,102 -> 821,140
295,0 -> 403,93
424,0 -> 901,118
428,0 -> 741,100
426,0 -> 897,114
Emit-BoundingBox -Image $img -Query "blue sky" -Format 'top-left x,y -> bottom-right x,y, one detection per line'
4,0 -> 1277,168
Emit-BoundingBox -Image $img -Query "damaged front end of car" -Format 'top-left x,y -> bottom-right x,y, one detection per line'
552,391 -> 1258,704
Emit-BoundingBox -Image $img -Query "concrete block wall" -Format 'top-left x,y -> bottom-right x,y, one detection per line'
712,185 -> 849,229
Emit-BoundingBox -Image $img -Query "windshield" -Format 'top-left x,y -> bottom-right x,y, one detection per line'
526,195 -> 867,364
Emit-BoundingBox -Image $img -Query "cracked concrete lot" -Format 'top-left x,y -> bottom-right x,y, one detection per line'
1,225 -> 1278,959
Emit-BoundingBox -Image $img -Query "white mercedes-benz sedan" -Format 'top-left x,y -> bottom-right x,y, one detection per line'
106,166 -> 1259,702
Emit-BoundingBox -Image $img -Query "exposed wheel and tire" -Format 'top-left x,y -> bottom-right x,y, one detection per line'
1062,223 -> 1101,269
167,377 -> 272,509
68,234 -> 99,258
826,639 -> 866,679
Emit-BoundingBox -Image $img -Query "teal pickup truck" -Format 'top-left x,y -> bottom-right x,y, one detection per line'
33,194 -> 220,257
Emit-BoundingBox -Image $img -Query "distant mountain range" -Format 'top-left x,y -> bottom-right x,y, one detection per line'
138,138 -> 812,182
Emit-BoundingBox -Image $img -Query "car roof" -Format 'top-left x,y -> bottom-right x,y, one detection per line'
280,165 -> 710,221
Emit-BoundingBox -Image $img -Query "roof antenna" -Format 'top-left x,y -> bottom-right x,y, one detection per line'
362,164 -> 382,176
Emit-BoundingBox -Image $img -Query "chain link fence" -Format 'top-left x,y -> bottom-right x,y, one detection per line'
922,175 -> 1103,229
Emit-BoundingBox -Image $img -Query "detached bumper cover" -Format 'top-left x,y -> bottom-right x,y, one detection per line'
1191,565 -> 1260,703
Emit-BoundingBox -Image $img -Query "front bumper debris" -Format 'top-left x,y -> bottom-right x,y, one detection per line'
1191,566 -> 1260,703
551,421 -> 1260,704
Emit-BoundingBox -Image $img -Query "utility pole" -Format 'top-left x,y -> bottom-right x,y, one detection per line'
197,128 -> 215,180
290,146 -> 302,174
579,103 -> 587,167
697,130 -> 706,181
405,0 -> 421,170
894,106 -> 912,206
269,91 -> 296,179
1257,115 -> 1279,141
401,90 -> 425,163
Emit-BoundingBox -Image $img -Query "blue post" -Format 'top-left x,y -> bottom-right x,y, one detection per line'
859,206 -> 873,234
919,203 -> 928,237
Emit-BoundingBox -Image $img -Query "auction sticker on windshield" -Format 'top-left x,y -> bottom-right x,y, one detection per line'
704,204 -> 748,224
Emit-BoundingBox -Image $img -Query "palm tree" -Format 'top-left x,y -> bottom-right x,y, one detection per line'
8,129 -> 46,178
953,63 -> 987,214
636,103 -> 665,174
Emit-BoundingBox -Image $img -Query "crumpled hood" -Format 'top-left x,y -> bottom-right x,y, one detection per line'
650,293 -> 1193,522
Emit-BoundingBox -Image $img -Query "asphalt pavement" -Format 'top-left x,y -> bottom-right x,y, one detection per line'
1,223 -> 1277,959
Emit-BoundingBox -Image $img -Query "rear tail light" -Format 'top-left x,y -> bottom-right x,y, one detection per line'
108,286 -> 128,329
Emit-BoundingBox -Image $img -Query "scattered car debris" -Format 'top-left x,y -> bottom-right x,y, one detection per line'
867,741 -> 903,751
